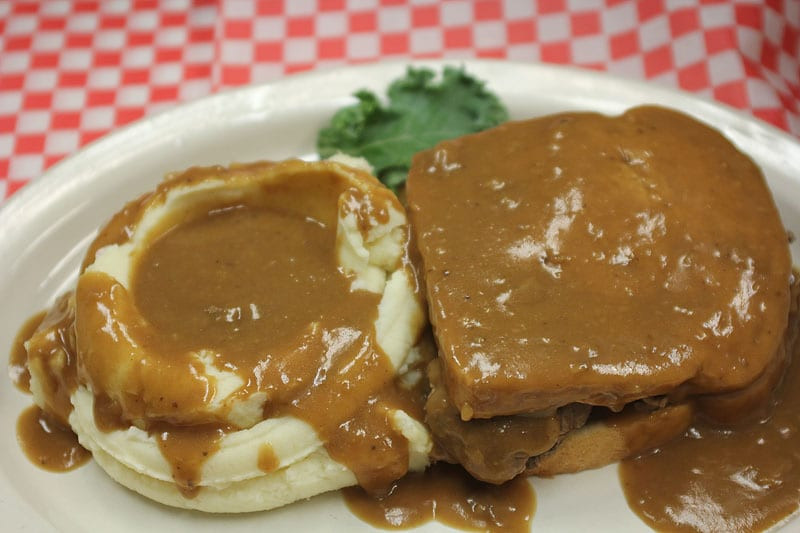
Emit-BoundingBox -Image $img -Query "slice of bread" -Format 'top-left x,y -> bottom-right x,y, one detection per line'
407,106 -> 794,481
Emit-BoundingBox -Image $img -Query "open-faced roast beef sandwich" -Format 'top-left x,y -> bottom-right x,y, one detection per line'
406,105 -> 796,483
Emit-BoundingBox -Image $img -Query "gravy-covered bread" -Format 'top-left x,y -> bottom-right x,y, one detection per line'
407,106 -> 793,481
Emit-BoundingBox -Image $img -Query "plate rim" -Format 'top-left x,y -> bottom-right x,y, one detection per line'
1,58 -> 799,532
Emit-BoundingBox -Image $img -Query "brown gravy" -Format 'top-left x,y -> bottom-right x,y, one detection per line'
8,310 -> 45,393
342,462 -> 534,532
150,422 -> 228,498
20,161 -> 424,498
620,281 -> 800,532
115,170 -> 412,492
407,106 -> 791,419
257,443 -> 279,473
23,293 -> 79,426
16,404 -> 90,472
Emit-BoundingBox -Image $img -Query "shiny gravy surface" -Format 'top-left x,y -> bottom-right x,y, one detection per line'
620,276 -> 800,532
16,404 -> 90,472
343,462 -> 534,532
407,106 -> 791,419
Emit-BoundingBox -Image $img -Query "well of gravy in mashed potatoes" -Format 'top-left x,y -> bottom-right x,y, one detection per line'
15,159 -> 431,512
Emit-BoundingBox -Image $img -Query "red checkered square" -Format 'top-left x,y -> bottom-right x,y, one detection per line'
571,11 -> 600,37
474,1 -> 502,21
507,20 -> 536,43
610,30 -> 639,58
349,11 -> 377,32
669,8 -> 700,37
678,61 -> 711,91
444,26 -> 472,49
540,41 -> 571,63
539,0 -> 565,15
381,33 -> 409,55
412,5 -> 439,27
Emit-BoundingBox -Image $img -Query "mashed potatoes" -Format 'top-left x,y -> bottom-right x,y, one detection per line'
26,159 -> 430,512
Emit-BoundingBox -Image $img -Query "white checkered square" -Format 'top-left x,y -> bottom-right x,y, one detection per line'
378,7 -> 410,32
59,49 -> 92,70
95,30 -> 126,50
24,70 -> 58,91
65,13 -> 99,32
52,89 -> 86,111
601,3 -> 637,33
474,21 -> 506,49
317,12 -> 347,37
708,51 -> 745,85
572,34 -> 610,64
285,0 -> 317,16
80,107 -> 115,130
747,78 -> 782,107
0,135 -> 14,158
699,4 -> 734,28
506,42 -> 539,61
672,32 -> 706,68
88,68 -> 122,89
538,13 -> 570,42
441,2 -> 473,26
9,155 -> 44,181
247,65 -> 284,84
31,32 -> 65,51
6,14 -> 37,35
778,52 -> 799,84
0,52 -> 30,74
284,38 -> 316,64
254,17 -> 286,39
348,34 -> 380,59
117,86 -> 150,107
17,111 -> 50,133
346,0 -> 379,9
151,63 -> 184,85
44,130 -> 80,154
410,28 -> 443,55
39,1 -> 69,16
178,79 -> 212,102
503,0 -> 534,19
639,16 -> 671,52
608,56 -> 646,79
222,40 -> 255,64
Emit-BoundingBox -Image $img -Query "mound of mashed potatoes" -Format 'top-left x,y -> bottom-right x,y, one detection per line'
25,158 -> 431,512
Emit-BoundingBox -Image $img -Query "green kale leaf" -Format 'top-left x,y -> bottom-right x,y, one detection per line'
317,66 -> 508,190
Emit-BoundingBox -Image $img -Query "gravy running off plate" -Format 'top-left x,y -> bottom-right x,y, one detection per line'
1,60 -> 800,532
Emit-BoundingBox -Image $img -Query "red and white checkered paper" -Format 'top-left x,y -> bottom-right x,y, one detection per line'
1,0 -> 799,201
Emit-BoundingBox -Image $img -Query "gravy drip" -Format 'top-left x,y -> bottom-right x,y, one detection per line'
24,293 -> 79,426
13,301 -> 90,473
620,275 -> 800,532
8,310 -> 46,393
16,405 -> 90,472
257,443 -> 279,473
342,462 -> 534,532
150,422 -> 227,498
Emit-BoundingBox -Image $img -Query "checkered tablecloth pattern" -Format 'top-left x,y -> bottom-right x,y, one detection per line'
1,0 -> 799,201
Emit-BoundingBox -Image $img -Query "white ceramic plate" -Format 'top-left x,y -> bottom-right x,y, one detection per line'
1,59 -> 799,532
